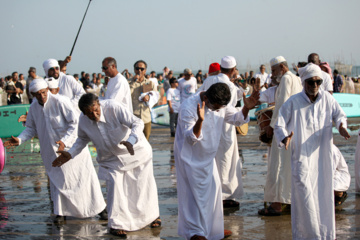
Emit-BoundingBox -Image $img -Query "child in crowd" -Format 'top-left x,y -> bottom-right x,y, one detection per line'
166,77 -> 180,137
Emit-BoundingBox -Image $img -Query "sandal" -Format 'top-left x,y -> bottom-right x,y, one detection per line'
223,229 -> 232,238
109,228 -> 127,238
223,200 -> 240,208
335,191 -> 348,207
150,217 -> 162,228
258,206 -> 281,216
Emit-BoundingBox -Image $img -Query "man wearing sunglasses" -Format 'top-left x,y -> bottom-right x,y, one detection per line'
129,60 -> 157,140
274,63 -> 350,240
102,57 -> 133,113
43,59 -> 85,113
259,56 -> 303,216
307,53 -> 334,94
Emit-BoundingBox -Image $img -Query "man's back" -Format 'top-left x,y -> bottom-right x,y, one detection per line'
178,77 -> 197,104
105,73 -> 133,113
270,71 -> 302,128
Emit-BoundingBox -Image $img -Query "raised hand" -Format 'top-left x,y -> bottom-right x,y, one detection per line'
197,101 -> 205,121
4,136 -> 20,149
243,90 -> 260,110
65,56 -> 72,63
52,151 -> 72,167
120,141 -> 134,155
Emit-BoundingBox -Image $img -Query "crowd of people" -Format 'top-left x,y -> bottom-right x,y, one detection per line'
0,52 -> 357,240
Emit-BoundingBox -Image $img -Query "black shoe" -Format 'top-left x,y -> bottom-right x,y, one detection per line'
171,132 -> 175,137
54,215 -> 66,224
223,199 -> 240,208
98,208 -> 108,220
335,191 -> 348,207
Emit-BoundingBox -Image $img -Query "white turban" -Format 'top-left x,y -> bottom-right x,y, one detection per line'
29,78 -> 48,93
46,77 -> 59,89
43,59 -> 59,78
298,63 -> 323,83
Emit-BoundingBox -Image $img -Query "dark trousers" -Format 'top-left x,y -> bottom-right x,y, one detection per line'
169,112 -> 178,133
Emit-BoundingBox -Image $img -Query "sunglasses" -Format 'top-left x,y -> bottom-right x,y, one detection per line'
135,67 -> 145,71
306,79 -> 323,86
102,66 -> 109,70
49,66 -> 59,71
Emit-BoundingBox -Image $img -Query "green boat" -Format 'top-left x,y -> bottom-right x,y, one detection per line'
0,104 -> 30,138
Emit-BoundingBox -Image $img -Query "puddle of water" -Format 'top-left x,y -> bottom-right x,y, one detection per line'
0,128 -> 359,239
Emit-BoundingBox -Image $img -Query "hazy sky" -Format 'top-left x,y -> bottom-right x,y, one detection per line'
1,0 -> 359,76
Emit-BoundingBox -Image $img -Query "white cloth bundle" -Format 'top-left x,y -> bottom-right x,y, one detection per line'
138,91 -> 159,109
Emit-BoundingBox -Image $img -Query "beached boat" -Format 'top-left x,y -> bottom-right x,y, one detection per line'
333,93 -> 360,118
151,104 -> 170,126
0,104 -> 30,138
151,93 -> 360,126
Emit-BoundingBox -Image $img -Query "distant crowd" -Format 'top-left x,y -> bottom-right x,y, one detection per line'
1,57 -> 359,107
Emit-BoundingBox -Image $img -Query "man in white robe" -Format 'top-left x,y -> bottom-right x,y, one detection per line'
4,79 -> 106,223
259,56 -> 303,216
254,64 -> 269,92
43,59 -> 85,112
332,144 -> 350,206
178,68 -> 198,104
52,93 -> 160,238
274,63 -> 350,240
101,57 -> 133,113
197,56 -> 245,208
175,82 -> 259,240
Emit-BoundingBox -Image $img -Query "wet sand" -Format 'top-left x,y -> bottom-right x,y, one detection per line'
0,120 -> 359,239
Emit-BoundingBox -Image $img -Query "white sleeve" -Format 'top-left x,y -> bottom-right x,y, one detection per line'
180,107 -> 203,145
18,110 -> 37,144
274,101 -> 292,148
58,99 -> 78,147
115,104 -> 144,145
69,76 -> 86,107
224,106 -> 250,126
270,76 -> 292,128
67,125 -> 91,159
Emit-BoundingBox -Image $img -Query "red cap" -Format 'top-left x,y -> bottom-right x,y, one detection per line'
208,62 -> 220,74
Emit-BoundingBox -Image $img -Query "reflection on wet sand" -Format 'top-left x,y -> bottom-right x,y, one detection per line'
0,124 -> 359,239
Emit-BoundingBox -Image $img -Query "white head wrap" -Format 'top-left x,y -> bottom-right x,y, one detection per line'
29,78 -> 48,93
221,56 -> 236,69
270,56 -> 286,67
298,63 -> 323,83
43,59 -> 59,78
46,77 -> 59,89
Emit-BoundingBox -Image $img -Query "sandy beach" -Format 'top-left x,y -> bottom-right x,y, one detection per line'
0,120 -> 359,239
